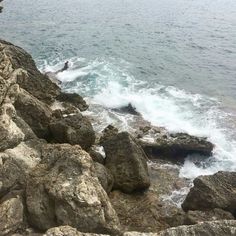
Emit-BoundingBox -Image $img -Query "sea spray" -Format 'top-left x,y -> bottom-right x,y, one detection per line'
39,57 -> 236,182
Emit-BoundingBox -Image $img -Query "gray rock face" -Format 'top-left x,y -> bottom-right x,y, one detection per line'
182,171 -> 236,215
0,40 -> 60,104
49,113 -> 95,150
26,144 -> 120,234
101,131 -> 150,193
140,132 -> 214,162
0,141 -> 42,197
0,196 -> 25,235
0,108 -> 24,151
15,89 -> 52,139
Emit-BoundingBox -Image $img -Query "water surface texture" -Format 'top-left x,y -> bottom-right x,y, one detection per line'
1,0 -> 236,178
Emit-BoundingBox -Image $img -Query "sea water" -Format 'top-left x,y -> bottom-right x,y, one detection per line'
1,0 -> 236,181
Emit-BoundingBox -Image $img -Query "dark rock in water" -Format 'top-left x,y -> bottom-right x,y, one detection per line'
100,130 -> 150,193
26,144 -> 120,233
57,92 -> 88,112
0,6 -> 3,13
49,113 -> 95,150
0,40 -> 60,104
182,171 -> 236,215
94,162 -> 114,193
112,103 -> 140,116
140,132 -> 214,162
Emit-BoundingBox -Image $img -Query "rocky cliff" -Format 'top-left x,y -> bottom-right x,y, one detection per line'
0,39 -> 235,236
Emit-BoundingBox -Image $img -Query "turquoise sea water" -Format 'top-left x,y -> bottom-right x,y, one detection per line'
1,0 -> 236,179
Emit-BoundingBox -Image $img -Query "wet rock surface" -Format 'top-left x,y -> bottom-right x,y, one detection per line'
140,132 -> 213,162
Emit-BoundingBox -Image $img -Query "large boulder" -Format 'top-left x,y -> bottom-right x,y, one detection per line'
26,144 -> 120,234
182,171 -> 236,215
101,129 -> 150,193
15,89 -> 53,139
49,113 -> 95,150
140,133 -> 214,162
0,40 -> 60,104
0,194 -> 26,235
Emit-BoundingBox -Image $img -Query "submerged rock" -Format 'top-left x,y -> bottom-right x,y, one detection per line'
140,132 -> 214,162
101,130 -> 150,193
26,144 -> 120,234
112,103 -> 140,116
182,171 -> 236,215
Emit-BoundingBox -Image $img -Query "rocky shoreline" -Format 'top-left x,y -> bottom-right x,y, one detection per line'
0,39 -> 236,235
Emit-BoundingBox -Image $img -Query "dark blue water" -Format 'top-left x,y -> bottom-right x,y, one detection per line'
1,0 -> 236,178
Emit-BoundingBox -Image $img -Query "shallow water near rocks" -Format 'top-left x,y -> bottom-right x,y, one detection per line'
1,0 -> 236,204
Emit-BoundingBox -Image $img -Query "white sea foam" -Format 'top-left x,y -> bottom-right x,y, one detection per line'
39,57 -> 236,181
